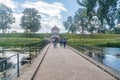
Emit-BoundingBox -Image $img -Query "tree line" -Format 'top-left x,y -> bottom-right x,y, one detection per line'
0,3 -> 41,34
63,0 -> 120,34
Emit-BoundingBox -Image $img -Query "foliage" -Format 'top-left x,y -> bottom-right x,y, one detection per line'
77,0 -> 118,29
63,16 -> 78,33
62,33 -> 120,39
0,33 -> 50,39
74,8 -> 88,34
0,38 -> 42,47
0,3 -> 15,34
68,38 -> 120,47
77,0 -> 97,20
64,34 -> 120,47
20,8 -> 41,33
108,27 -> 120,34
117,7 -> 120,24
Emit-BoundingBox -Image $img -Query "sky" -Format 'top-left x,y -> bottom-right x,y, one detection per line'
0,0 -> 79,33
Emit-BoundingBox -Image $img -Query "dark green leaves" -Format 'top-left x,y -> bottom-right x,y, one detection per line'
20,8 -> 41,33
0,3 -> 15,34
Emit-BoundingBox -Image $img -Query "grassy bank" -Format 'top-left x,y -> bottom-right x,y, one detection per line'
0,33 -> 50,47
63,34 -> 120,48
0,33 -> 50,39
62,33 -> 120,39
68,38 -> 120,47
0,38 -> 42,47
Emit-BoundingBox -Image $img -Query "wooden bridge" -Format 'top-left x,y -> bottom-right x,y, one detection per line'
15,44 -> 120,80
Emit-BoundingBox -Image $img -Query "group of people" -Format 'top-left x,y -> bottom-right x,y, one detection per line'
52,37 -> 67,48
59,38 -> 67,48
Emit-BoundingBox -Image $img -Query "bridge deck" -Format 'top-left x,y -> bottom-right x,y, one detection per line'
33,44 -> 117,80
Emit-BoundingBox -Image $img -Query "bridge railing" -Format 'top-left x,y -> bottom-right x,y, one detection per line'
74,45 -> 120,72
0,53 -> 19,80
0,40 -> 48,80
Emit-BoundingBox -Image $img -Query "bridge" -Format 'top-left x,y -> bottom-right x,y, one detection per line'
13,43 -> 120,80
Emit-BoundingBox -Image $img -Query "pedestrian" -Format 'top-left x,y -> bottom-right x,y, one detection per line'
62,38 -> 67,48
53,37 -> 57,48
59,38 -> 63,47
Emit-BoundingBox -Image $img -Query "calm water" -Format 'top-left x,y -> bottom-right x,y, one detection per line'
103,48 -> 120,72
0,50 -> 29,64
0,48 -> 29,79
87,47 -> 120,72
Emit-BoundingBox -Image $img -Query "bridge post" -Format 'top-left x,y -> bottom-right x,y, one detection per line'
29,47 -> 31,64
17,53 -> 20,77
35,47 -> 37,57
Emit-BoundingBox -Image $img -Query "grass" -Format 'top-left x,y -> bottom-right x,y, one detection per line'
0,33 -> 50,47
0,38 -> 42,47
62,33 -> 120,39
62,34 -> 120,48
0,33 -> 51,39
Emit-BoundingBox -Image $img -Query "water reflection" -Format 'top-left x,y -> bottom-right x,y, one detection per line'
0,47 -> 29,79
85,47 -> 120,72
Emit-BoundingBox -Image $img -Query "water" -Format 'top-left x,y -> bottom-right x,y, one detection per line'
86,47 -> 120,72
0,48 -> 29,79
103,48 -> 120,72
0,51 -> 29,64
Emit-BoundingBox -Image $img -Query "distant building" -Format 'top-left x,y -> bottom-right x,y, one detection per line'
51,26 -> 60,42
51,26 -> 60,34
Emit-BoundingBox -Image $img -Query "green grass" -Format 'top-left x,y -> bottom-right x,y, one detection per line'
62,34 -> 120,47
0,33 -> 50,39
0,38 -> 42,47
62,33 -> 120,39
68,39 -> 120,47
0,33 -> 50,47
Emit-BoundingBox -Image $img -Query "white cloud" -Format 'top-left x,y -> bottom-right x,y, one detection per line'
9,13 -> 24,32
0,0 -> 17,9
21,1 -> 67,19
0,0 -> 67,33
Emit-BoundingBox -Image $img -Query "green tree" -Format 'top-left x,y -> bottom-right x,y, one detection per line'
117,7 -> 120,24
63,16 -> 73,33
74,8 -> 88,34
77,0 -> 97,20
77,0 -> 118,30
97,0 -> 117,29
0,3 -> 15,34
21,8 -> 41,33
63,16 -> 78,33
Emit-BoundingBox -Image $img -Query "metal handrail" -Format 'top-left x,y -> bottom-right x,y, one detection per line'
0,54 -> 18,62
76,45 -> 120,72
0,40 -> 49,80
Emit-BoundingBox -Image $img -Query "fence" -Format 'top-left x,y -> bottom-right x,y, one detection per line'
0,40 -> 48,80
75,45 -> 120,72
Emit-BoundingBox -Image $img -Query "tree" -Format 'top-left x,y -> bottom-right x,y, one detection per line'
0,3 -> 15,34
69,22 -> 78,33
63,16 -> 78,33
117,7 -> 120,24
74,8 -> 88,34
97,0 -> 117,29
21,8 -> 41,33
63,21 -> 69,31
77,0 -> 97,20
77,0 -> 118,30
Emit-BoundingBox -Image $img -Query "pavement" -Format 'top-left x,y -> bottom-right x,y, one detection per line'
33,43 -> 117,80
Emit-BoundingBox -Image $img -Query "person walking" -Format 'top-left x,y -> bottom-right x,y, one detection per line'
59,38 -> 63,47
62,38 -> 67,48
53,37 -> 57,48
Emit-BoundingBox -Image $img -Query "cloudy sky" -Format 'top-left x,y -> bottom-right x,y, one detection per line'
0,0 -> 79,33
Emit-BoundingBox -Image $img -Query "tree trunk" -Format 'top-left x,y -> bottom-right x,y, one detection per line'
2,29 -> 5,34
81,20 -> 84,34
